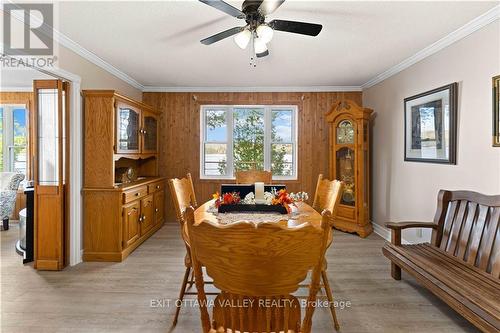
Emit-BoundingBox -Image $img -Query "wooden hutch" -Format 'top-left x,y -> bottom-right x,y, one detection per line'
82,91 -> 165,261
326,99 -> 373,238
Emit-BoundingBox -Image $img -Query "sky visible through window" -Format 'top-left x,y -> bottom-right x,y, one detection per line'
207,111 -> 292,142
0,107 -> 27,173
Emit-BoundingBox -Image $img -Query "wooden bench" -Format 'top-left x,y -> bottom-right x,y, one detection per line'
382,190 -> 500,332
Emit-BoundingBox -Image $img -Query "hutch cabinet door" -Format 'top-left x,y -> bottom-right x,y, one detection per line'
154,190 -> 165,225
141,110 -> 158,154
122,201 -> 140,248
116,102 -> 141,154
140,194 -> 155,235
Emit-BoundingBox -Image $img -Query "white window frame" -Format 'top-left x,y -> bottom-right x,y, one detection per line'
200,105 -> 298,181
1,104 -> 28,174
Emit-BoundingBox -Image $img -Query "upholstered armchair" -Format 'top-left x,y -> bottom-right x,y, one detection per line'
0,172 -> 25,231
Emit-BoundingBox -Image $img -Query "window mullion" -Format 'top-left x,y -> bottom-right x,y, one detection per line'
5,106 -> 13,172
227,107 -> 234,178
264,107 -> 271,172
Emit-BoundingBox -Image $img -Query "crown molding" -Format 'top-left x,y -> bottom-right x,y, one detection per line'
4,1 -> 144,91
5,1 -> 497,93
361,5 -> 500,89
53,31 -> 144,90
142,86 -> 362,93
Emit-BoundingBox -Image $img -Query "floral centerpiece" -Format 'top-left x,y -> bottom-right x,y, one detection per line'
213,188 -> 308,214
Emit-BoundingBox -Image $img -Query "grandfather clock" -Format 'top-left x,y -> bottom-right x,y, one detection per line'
326,100 -> 373,238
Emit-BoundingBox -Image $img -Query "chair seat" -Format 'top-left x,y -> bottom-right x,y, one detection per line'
383,243 -> 500,329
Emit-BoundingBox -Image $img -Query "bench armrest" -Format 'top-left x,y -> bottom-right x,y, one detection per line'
385,222 -> 439,247
385,222 -> 439,230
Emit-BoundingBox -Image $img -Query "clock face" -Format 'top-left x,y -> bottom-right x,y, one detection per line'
336,120 -> 354,144
126,167 -> 138,181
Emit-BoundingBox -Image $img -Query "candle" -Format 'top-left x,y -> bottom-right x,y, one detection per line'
255,182 -> 265,204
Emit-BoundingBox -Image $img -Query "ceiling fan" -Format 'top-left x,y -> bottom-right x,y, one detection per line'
198,0 -> 322,61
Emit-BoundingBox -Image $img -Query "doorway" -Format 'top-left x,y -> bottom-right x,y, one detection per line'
1,67 -> 82,269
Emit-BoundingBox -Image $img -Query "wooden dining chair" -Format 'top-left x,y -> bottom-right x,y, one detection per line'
235,170 -> 272,184
185,206 -> 334,333
312,174 -> 343,330
168,173 -> 198,325
312,174 -> 342,214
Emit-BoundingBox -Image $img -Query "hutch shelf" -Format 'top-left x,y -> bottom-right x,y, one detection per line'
82,90 -> 165,262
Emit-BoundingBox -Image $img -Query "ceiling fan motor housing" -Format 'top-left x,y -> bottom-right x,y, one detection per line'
242,0 -> 266,28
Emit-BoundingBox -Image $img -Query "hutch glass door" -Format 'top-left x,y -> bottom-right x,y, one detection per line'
142,111 -> 158,153
116,103 -> 140,153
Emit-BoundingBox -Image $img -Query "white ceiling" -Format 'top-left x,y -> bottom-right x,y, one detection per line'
56,1 -> 498,89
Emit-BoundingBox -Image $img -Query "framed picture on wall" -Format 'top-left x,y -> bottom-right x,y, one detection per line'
404,83 -> 458,164
493,75 -> 500,147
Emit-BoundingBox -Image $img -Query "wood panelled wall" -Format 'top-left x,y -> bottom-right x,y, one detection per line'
142,92 -> 362,221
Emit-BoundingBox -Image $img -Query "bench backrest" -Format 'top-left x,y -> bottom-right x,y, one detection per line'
433,190 -> 500,278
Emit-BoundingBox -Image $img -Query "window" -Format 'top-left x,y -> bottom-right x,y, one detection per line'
0,104 -> 28,174
201,105 -> 298,180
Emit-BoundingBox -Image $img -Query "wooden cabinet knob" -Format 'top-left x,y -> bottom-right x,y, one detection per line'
143,216 -> 146,220
156,185 -> 160,189
135,193 -> 140,196
155,208 -> 159,212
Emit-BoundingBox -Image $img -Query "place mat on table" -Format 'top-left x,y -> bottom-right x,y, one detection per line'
208,205 -> 310,225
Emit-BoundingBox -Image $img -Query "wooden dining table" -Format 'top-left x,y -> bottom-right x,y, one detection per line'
193,199 -> 325,228
182,199 -> 333,250
185,200 -> 334,247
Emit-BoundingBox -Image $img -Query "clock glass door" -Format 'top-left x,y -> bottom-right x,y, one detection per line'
336,148 -> 355,206
336,119 -> 356,206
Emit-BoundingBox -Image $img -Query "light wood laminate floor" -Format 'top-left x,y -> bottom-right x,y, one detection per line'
1,222 -> 478,333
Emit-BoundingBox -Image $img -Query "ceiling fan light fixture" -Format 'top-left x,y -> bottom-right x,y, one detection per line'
256,24 -> 273,43
254,36 -> 268,54
234,28 -> 252,49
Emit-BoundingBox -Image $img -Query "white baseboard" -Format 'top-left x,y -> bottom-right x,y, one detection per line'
372,222 -> 414,244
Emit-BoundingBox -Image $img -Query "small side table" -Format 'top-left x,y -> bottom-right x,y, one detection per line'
15,208 -> 27,257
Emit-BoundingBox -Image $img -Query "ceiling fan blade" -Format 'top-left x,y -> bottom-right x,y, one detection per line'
258,0 -> 285,16
199,0 -> 245,19
200,26 -> 244,45
269,19 -> 322,36
256,49 -> 269,58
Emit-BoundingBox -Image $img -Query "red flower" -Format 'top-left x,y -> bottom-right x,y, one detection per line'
214,191 -> 241,207
271,189 -> 296,212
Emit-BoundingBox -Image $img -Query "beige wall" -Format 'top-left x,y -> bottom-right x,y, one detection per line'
363,21 -> 500,243
58,44 -> 142,100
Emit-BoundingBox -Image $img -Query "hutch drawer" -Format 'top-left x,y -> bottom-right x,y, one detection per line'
148,181 -> 164,194
123,186 -> 148,204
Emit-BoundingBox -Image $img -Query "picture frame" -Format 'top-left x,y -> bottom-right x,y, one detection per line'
493,75 -> 500,147
404,83 -> 458,164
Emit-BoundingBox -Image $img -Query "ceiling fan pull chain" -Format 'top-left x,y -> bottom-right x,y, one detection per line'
249,34 -> 257,68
